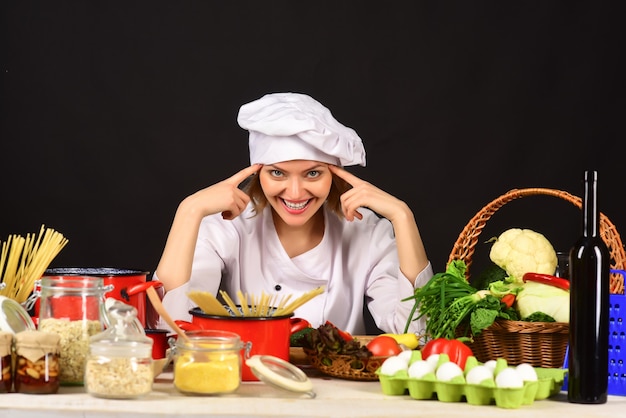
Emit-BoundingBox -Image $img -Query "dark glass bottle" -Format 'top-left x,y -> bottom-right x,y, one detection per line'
567,170 -> 610,404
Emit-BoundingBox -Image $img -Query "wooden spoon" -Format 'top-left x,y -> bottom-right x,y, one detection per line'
146,285 -> 190,342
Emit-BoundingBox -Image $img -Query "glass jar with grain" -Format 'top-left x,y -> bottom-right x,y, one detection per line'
14,330 -> 61,394
173,330 -> 245,395
37,275 -> 111,385
85,300 -> 153,399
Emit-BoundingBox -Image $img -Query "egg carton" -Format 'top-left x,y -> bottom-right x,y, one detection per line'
561,291 -> 626,397
377,355 -> 567,409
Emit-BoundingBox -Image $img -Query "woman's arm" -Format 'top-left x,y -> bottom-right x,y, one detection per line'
328,165 -> 429,285
155,164 -> 261,291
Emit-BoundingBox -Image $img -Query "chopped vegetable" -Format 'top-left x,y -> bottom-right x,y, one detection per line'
290,327 -> 314,347
501,294 -> 516,309
420,337 -> 474,369
489,228 -> 558,280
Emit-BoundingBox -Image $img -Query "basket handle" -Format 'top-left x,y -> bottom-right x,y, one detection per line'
447,187 -> 625,294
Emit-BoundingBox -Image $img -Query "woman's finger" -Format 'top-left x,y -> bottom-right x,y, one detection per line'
228,164 -> 262,186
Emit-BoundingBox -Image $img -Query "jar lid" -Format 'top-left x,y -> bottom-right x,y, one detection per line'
91,299 -> 152,348
0,296 -> 36,334
245,355 -> 315,397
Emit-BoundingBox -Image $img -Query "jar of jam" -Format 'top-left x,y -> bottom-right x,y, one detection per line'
36,275 -> 111,385
85,300 -> 154,399
0,331 -> 12,393
173,330 -> 244,395
14,330 -> 61,394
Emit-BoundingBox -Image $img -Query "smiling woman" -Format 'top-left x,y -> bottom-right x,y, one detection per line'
152,92 -> 433,336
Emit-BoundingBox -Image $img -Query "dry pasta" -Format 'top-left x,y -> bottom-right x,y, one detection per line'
0,225 -> 68,303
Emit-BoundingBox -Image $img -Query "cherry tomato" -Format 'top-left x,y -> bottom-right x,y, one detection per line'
366,335 -> 403,357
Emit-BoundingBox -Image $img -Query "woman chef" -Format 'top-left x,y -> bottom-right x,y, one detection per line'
153,92 -> 433,335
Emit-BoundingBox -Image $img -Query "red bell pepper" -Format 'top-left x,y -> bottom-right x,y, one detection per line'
501,293 -> 516,309
290,317 -> 312,334
421,338 -> 474,369
522,272 -> 570,291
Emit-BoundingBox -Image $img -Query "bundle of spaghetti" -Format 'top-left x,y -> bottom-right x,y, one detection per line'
0,225 -> 68,303
187,286 -> 325,317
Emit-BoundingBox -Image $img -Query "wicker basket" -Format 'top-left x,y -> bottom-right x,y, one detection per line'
449,187 -> 626,368
302,348 -> 387,381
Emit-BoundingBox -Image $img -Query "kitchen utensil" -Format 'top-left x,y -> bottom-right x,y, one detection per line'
146,286 -> 190,342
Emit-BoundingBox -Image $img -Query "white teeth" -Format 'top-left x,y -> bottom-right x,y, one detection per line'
284,200 -> 309,210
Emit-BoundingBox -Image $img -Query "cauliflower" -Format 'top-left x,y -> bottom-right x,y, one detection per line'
489,228 -> 557,281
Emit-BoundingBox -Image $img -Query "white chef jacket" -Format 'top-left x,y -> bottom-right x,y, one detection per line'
155,204 -> 433,335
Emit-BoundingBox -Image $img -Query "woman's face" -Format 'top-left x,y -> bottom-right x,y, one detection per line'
259,160 -> 333,227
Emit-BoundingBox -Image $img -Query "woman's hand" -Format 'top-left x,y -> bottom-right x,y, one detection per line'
328,165 -> 428,284
328,165 -> 408,223
155,164 -> 261,290
182,164 -> 262,221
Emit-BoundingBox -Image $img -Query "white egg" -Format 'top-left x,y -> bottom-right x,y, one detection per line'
495,367 -> 524,388
407,360 -> 435,379
465,365 -> 494,385
396,349 -> 413,363
435,362 -> 464,382
380,355 -> 409,376
425,353 -> 440,369
515,363 -> 538,381
483,360 -> 497,372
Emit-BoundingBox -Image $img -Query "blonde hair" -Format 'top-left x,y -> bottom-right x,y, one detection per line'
244,173 -> 351,219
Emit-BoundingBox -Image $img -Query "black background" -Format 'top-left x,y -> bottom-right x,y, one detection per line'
2,2 -> 625,283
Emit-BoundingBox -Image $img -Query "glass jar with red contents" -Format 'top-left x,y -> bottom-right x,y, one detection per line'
14,330 -> 61,394
0,331 -> 12,393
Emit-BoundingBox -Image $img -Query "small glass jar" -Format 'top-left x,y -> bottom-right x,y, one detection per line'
13,330 -> 61,394
37,276 -> 111,385
85,300 -> 153,399
173,330 -> 243,395
0,331 -> 13,393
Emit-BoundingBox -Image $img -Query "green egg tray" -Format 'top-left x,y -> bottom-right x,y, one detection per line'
377,362 -> 567,409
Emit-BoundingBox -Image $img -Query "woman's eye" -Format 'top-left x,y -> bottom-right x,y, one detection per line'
270,169 -> 284,177
307,170 -> 320,178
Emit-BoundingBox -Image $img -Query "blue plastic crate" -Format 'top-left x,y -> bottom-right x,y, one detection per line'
562,270 -> 626,396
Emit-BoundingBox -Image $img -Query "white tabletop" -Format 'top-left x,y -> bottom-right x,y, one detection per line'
1,367 -> 625,418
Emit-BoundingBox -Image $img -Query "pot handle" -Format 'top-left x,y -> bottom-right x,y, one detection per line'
124,281 -> 164,297
174,320 -> 202,332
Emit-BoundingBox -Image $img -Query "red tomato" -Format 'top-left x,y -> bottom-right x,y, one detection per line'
421,338 -> 473,369
366,335 -> 403,357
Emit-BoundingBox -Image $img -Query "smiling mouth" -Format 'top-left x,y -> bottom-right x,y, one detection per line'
282,199 -> 311,211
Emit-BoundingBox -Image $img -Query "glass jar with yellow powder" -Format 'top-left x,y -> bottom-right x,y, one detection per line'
173,330 -> 247,395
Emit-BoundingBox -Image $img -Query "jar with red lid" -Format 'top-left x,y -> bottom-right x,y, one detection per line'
0,331 -> 12,393
14,330 -> 61,394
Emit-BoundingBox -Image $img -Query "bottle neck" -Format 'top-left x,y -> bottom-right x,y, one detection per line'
582,170 -> 599,238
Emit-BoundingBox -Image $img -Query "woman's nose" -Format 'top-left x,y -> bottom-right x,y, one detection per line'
288,177 -> 302,196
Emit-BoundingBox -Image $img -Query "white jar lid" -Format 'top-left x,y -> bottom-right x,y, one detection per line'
0,296 -> 36,334
245,355 -> 315,397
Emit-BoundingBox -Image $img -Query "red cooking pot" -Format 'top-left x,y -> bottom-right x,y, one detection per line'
42,268 -> 160,328
176,307 -> 293,382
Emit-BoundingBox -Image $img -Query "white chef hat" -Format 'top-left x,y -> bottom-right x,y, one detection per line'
237,92 -> 366,167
